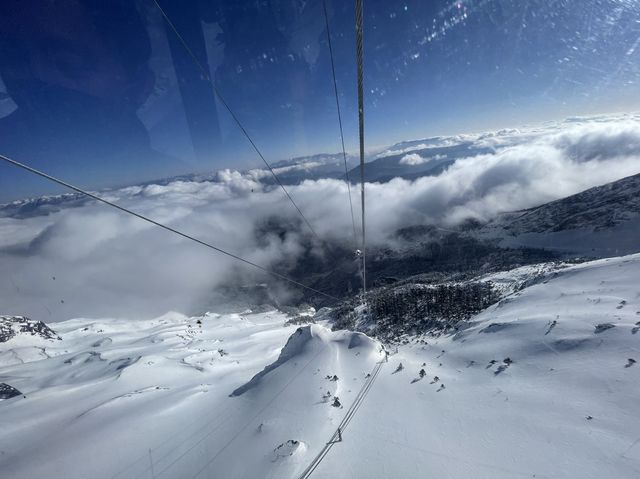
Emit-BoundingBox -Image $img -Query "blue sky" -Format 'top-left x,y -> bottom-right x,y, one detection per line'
1,0 -> 639,200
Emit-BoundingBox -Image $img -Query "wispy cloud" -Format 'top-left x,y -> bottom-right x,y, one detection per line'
399,153 -> 447,165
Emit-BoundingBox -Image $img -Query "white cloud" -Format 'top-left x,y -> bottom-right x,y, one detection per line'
399,153 -> 446,165
246,161 -> 325,181
1,113 -> 639,321
399,153 -> 425,165
376,135 -> 469,157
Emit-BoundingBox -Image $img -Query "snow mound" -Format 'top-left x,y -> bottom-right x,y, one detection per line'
231,325 -> 380,396
273,439 -> 306,460
230,326 -> 316,397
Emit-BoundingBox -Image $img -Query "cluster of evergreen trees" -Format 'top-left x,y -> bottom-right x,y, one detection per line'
333,281 -> 499,340
370,282 -> 498,338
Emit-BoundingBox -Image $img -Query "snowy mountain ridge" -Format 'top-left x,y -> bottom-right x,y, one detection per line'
471,173 -> 640,257
482,172 -> 640,235
0,315 -> 60,343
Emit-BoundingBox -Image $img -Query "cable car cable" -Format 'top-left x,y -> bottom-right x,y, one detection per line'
322,0 -> 359,247
151,0 -> 323,244
355,0 -> 367,299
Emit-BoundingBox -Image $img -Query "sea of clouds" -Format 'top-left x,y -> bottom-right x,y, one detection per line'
1,113 -> 639,321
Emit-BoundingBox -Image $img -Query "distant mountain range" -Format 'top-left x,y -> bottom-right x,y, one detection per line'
347,141 -> 491,183
0,193 -> 88,219
0,135 -> 486,215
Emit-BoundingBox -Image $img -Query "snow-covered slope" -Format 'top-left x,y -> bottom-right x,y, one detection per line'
475,173 -> 640,257
347,140 -> 489,183
315,254 -> 640,478
2,254 -> 640,478
0,311 -> 382,479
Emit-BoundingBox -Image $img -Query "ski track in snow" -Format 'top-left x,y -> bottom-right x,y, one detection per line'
1,254 -> 640,478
